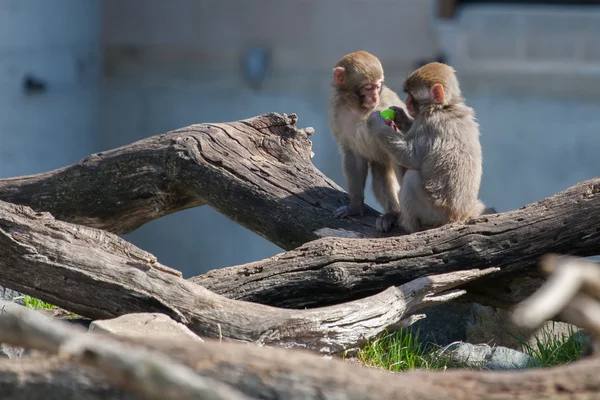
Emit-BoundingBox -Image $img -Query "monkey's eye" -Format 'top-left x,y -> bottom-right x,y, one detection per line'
363,84 -> 374,91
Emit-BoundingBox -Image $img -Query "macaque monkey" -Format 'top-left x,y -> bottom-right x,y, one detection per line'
328,50 -> 409,232
367,62 -> 488,233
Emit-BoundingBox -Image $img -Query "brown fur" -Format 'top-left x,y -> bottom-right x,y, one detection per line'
328,51 -> 409,232
367,62 -> 489,233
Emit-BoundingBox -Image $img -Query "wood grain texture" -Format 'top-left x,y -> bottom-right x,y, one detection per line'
0,199 -> 493,354
191,177 -> 600,308
2,321 -> 600,400
0,113 -> 388,250
1,112 -> 599,311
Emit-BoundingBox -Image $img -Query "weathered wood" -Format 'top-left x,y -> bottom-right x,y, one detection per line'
0,113 -> 387,250
0,358 -> 138,400
190,177 -> 600,308
1,112 -> 599,309
514,255 -> 600,340
2,307 -> 600,400
0,307 -> 251,400
0,199 -> 494,354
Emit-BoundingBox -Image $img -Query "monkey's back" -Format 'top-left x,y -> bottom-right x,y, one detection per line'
418,105 -> 483,219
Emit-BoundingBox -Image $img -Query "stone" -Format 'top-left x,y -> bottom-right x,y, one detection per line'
0,286 -> 23,302
408,302 -> 581,352
442,342 -> 537,370
89,312 -> 203,342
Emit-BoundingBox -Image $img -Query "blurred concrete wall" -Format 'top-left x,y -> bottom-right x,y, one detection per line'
0,0 -> 101,178
98,1 -> 600,277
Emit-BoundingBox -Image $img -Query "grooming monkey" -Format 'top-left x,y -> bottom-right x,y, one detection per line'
328,50 -> 409,232
367,62 -> 489,233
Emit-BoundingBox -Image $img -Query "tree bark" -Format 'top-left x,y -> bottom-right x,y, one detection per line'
0,198 -> 494,354
0,113 -> 386,250
0,358 -> 139,400
1,113 -> 598,309
1,307 -> 600,400
190,177 -> 600,308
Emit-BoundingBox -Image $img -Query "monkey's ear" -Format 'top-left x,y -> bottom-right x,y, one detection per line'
430,84 -> 445,103
333,67 -> 346,85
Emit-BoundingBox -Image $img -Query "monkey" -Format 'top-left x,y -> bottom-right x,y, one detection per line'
328,50 -> 409,232
366,62 -> 489,233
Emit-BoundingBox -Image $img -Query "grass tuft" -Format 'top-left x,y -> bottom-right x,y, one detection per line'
353,329 -> 447,372
356,324 -> 585,372
14,295 -> 57,310
514,323 -> 584,368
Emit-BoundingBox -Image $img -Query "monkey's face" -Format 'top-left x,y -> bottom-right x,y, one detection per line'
405,93 -> 419,118
358,79 -> 382,110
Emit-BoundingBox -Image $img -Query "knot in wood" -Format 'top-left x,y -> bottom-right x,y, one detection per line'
321,264 -> 348,283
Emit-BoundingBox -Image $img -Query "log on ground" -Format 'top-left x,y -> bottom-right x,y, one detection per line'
1,112 -> 599,309
1,306 -> 600,400
191,177 -> 600,308
0,113 -> 388,250
0,199 -> 494,354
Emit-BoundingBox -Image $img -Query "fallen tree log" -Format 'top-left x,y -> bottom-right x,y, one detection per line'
0,113 -> 385,250
0,199 -> 495,354
191,177 -> 600,308
0,113 -> 598,309
1,303 -> 600,400
0,306 -> 250,400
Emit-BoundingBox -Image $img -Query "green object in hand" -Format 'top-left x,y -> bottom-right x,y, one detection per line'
380,109 -> 395,120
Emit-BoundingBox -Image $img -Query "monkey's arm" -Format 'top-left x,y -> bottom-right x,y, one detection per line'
368,112 -> 420,169
389,106 -> 414,133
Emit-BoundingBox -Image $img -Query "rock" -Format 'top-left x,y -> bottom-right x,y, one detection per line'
1,343 -> 27,359
408,302 -> 581,352
0,286 -> 23,302
465,303 -> 580,351
89,312 -> 203,342
441,342 -> 537,370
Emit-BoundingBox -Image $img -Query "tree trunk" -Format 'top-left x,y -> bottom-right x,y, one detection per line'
0,198 -> 495,354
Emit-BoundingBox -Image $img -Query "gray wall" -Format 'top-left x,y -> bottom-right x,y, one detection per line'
0,0 -> 101,178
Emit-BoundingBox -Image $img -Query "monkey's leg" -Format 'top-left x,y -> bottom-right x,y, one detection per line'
371,161 -> 401,232
398,170 -> 424,233
334,150 -> 368,219
402,171 -> 454,231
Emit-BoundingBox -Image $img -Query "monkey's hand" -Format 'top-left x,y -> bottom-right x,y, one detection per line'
333,203 -> 365,219
367,111 -> 394,134
389,106 -> 413,133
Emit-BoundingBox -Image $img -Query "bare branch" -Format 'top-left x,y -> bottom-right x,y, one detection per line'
513,255 -> 600,342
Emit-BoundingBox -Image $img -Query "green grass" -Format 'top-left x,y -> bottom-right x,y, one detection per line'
14,295 -> 57,310
514,323 -> 584,368
355,324 -> 585,372
352,329 -> 448,372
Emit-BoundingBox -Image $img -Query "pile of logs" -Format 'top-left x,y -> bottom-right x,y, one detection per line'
0,112 -> 599,399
